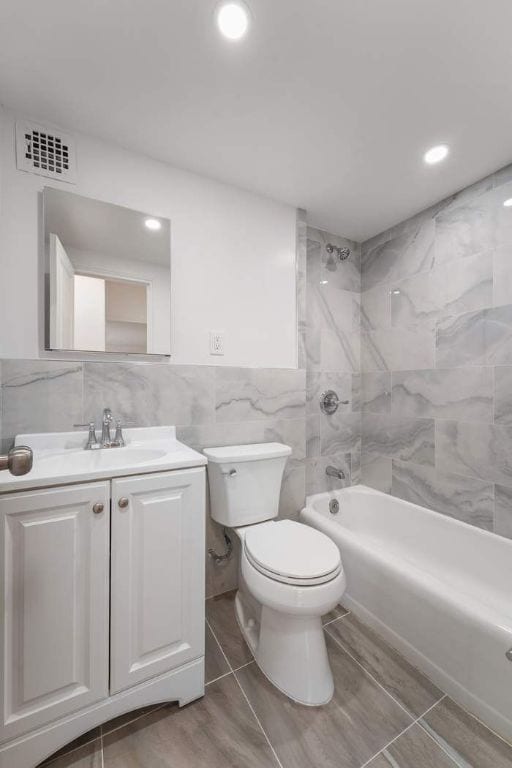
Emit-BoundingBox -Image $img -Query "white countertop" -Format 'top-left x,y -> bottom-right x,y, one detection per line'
0,426 -> 207,493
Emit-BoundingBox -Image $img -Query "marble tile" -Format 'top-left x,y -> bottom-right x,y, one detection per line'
205,591 -> 253,669
362,218 -> 435,291
494,180 -> 512,247
361,454 -> 392,492
361,372 -> 391,414
361,327 -> 435,372
361,284 -> 391,331
434,188 -> 495,264
321,326 -> 360,373
391,460 -> 494,531
41,740 -> 102,768
436,419 -> 512,485
215,368 -> 305,423
351,450 -> 361,484
236,634 -> 412,768
262,417 -> 306,461
362,414 -> 435,466
306,452 -> 352,495
279,458 -> 306,520
392,367 -> 493,422
84,362 -> 215,427
308,226 -> 361,293
320,412 -> 361,455
326,615 -> 443,719
391,252 -> 492,330
421,697 -> 512,768
493,245 -> 512,307
1,359 -> 83,441
306,371 -> 353,415
366,723 -> 458,768
352,372 -> 361,412
494,366 -> 512,426
494,484 -> 512,539
176,420 -> 266,452
205,622 -> 230,683
306,414 -> 321,457
102,675 -> 279,768
296,209 -> 308,369
436,304 -> 512,368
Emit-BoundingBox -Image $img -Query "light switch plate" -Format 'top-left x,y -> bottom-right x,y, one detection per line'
209,331 -> 225,355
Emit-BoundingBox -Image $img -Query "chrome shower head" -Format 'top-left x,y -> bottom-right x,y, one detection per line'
326,243 -> 350,261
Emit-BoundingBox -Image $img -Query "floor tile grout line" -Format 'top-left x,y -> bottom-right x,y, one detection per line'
206,615 -> 282,766
414,698 -> 478,768
324,626 -> 418,721
322,610 -> 350,628
205,617 -> 236,673
358,695 -> 448,768
232,668 -> 285,768
205,670 -> 233,687
232,659 -> 255,673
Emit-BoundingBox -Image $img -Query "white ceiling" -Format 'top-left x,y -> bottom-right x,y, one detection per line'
1,0 -> 512,241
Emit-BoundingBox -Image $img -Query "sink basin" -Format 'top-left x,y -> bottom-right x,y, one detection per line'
0,426 -> 207,492
36,446 -> 167,473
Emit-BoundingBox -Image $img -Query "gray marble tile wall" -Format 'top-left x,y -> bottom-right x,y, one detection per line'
0,359 -> 306,598
305,227 -> 362,494
360,162 -> 512,539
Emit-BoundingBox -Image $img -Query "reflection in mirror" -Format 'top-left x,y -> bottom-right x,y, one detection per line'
44,187 -> 171,355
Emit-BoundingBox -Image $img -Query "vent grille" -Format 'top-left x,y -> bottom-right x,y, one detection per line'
16,120 -> 76,183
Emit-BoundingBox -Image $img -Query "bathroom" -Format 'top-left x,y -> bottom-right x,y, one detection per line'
0,1 -> 511,766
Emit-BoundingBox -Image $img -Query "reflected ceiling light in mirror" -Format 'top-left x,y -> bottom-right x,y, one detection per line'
423,144 -> 449,165
216,1 -> 250,40
144,218 -> 162,231
503,198 -> 512,208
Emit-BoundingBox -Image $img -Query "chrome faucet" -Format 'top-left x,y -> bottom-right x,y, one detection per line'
326,465 -> 345,480
74,408 -> 130,450
101,408 -> 114,448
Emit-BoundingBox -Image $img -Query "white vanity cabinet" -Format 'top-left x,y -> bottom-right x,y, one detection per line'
110,469 -> 205,693
0,482 -> 110,742
0,460 -> 205,768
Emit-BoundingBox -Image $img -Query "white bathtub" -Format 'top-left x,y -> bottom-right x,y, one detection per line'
301,484 -> 512,742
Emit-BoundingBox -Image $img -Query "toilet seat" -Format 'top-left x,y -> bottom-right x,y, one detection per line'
243,519 -> 341,586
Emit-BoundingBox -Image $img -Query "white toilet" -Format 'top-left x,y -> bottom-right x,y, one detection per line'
204,442 -> 346,706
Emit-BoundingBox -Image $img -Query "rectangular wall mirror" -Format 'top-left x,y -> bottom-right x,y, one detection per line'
43,187 -> 171,355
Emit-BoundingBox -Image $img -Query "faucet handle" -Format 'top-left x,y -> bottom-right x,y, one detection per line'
73,422 -> 100,450
111,420 -> 135,448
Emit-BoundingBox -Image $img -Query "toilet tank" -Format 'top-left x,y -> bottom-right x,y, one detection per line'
203,443 -> 292,527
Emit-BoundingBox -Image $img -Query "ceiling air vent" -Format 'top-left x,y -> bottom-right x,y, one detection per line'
15,120 -> 76,183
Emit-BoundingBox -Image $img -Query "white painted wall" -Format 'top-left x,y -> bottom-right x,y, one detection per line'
0,106 -> 298,367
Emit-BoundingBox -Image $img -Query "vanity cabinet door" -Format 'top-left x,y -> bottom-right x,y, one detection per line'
110,468 -> 205,694
0,482 -> 110,742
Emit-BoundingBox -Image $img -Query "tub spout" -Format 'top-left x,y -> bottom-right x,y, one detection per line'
326,465 -> 345,480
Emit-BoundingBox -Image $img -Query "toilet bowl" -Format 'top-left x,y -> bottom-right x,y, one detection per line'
203,443 -> 346,706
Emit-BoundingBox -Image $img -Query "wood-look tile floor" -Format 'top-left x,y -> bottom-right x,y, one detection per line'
40,591 -> 512,768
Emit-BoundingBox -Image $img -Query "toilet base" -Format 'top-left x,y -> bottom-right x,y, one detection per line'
235,591 -> 334,706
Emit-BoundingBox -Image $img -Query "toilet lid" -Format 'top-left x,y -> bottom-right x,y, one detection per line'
244,520 -> 341,585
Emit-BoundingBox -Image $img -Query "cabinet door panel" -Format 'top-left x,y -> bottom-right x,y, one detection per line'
0,482 -> 110,742
111,469 -> 205,694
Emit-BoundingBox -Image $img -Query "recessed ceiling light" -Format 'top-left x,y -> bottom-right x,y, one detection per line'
423,144 -> 449,165
216,2 -> 250,40
503,198 -> 512,208
144,218 -> 161,231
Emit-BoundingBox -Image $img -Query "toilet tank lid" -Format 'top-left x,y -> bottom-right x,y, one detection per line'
203,442 -> 292,464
